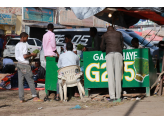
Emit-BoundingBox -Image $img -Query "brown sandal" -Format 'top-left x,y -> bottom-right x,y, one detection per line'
20,100 -> 26,103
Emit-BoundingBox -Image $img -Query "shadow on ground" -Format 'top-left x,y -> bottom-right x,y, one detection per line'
124,100 -> 139,116
0,105 -> 10,108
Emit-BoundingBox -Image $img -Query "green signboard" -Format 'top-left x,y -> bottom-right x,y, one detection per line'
84,49 -> 157,96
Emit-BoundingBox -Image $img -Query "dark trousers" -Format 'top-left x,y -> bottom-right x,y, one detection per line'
2,65 -> 15,73
0,49 -> 2,57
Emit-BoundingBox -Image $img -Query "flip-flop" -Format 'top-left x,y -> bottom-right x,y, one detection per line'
33,99 -> 43,102
20,100 -> 26,103
113,99 -> 122,103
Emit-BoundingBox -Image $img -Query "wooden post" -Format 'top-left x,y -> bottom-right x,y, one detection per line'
159,51 -> 164,96
159,79 -> 163,96
146,87 -> 150,96
85,88 -> 89,97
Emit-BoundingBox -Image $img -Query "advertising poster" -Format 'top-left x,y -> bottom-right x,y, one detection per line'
84,49 -> 156,89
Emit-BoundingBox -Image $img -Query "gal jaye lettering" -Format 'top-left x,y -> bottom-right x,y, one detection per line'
123,51 -> 137,61
93,53 -> 106,61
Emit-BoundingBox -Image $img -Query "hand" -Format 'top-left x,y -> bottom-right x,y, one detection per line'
82,47 -> 85,51
54,50 -> 57,53
31,53 -> 37,57
61,47 -> 64,51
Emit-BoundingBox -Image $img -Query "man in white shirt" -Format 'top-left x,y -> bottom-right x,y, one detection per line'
62,34 -> 77,54
55,42 -> 80,101
15,32 -> 43,103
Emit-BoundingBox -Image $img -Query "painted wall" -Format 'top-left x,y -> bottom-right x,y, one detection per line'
16,15 -> 22,35
0,7 -> 22,15
0,7 -> 22,34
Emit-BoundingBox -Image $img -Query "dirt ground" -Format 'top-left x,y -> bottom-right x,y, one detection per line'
0,89 -> 129,116
1,89 -> 164,116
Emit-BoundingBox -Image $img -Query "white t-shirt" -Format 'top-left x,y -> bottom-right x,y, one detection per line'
63,43 -> 77,52
15,42 -> 29,64
58,51 -> 80,68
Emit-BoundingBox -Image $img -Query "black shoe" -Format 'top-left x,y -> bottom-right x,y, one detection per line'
54,96 -> 60,101
108,99 -> 115,102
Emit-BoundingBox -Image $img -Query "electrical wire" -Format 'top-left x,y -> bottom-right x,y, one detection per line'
140,29 -> 153,45
144,29 -> 160,47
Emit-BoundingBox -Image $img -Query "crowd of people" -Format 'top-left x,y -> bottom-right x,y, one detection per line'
0,23 -> 144,103
41,23 -> 143,103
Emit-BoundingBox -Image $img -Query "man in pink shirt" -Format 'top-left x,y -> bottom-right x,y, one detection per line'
43,23 -> 56,57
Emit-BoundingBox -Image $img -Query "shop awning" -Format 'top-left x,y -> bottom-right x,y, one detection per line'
28,23 -> 66,28
70,7 -> 164,28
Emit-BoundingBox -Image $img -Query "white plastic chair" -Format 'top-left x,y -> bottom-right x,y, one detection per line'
58,65 -> 85,101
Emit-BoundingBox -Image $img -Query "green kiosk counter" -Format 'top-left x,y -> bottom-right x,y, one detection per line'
83,48 -> 157,97
45,57 -> 58,98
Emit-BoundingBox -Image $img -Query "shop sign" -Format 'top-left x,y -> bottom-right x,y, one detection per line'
23,7 -> 53,22
0,13 -> 16,25
84,49 -> 156,88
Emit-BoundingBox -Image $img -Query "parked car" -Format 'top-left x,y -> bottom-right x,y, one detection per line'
2,34 -> 20,50
3,38 -> 42,59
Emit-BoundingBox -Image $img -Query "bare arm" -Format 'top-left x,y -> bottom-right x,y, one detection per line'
23,53 -> 36,59
54,50 -> 59,58
74,51 -> 77,54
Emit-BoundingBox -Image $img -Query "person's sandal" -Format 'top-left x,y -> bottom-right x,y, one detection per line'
33,97 -> 43,102
20,100 -> 26,103
54,96 -> 60,101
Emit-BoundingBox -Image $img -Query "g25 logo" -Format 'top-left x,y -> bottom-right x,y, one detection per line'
85,62 -> 135,82
85,63 -> 107,82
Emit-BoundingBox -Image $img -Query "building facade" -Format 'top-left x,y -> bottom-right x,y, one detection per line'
0,7 -> 22,35
0,7 -> 110,40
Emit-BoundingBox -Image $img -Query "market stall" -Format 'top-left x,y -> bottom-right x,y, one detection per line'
83,48 -> 157,97
42,7 -> 164,99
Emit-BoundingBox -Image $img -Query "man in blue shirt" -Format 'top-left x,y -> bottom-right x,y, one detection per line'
2,57 -> 15,73
0,35 -> 4,57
